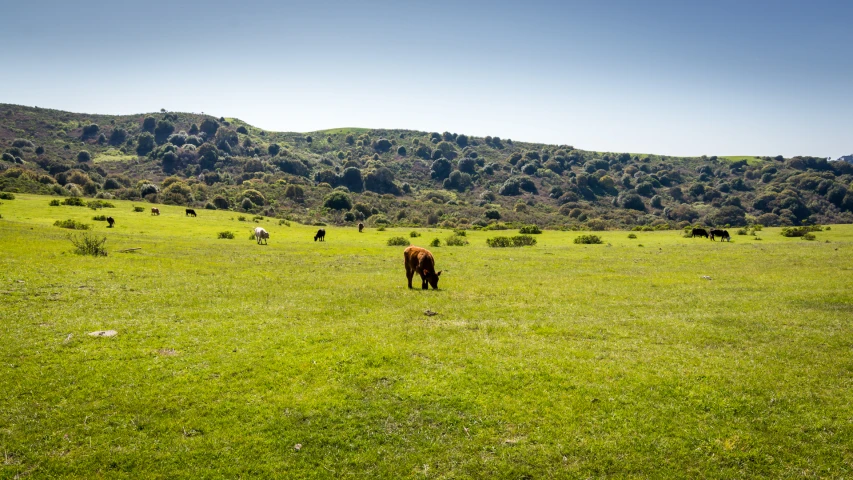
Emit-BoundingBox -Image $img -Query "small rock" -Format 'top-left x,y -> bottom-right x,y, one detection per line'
294,443 -> 302,451
63,334 -> 73,344
15,280 -> 24,283
701,275 -> 712,280
424,309 -> 438,316
88,330 -> 117,337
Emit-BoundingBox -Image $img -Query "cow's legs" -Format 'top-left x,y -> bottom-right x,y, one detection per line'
420,274 -> 428,290
406,266 -> 414,289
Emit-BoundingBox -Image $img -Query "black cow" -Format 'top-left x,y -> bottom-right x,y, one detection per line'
710,229 -> 731,242
185,209 -> 197,217
358,222 -> 364,233
106,217 -> 115,228
691,228 -> 709,238
314,229 -> 326,242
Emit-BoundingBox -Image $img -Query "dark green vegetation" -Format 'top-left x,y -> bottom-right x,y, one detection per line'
2,104 -> 853,231
1,195 -> 852,477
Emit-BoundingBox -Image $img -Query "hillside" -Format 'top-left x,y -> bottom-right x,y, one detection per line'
2,103 -> 852,229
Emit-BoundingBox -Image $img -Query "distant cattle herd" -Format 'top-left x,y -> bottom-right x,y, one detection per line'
96,206 -> 740,289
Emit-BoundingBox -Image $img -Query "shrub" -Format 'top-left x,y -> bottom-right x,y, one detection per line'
87,200 -> 115,209
213,195 -> 230,209
77,150 -> 91,162
205,202 -> 216,210
780,226 -> 821,237
487,235 -> 537,247
68,232 -> 107,256
238,216 -> 247,221
0,192 -> 15,200
136,133 -> 155,155
92,215 -> 107,221
278,219 -> 290,226
218,231 -> 235,239
54,219 -> 91,230
802,233 -> 816,241
410,231 -> 421,238
737,228 -> 748,235
430,238 -> 441,247
519,225 -> 542,234
387,236 -> 410,246
628,233 -> 637,239
241,198 -> 254,210
62,197 -> 86,206
323,191 -> 352,210
49,199 -> 61,206
445,235 -> 469,246
242,189 -> 266,206
574,234 -> 603,244
453,229 -> 466,236
484,209 -> 501,220
133,206 -> 145,212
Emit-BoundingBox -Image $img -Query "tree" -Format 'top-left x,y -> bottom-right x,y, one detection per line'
396,146 -> 407,156
456,134 -> 468,147
154,120 -> 175,144
430,158 -> 452,180
443,170 -> 472,191
340,167 -> 364,192
499,178 -> 521,196
77,150 -> 91,162
364,167 -> 400,195
458,158 -> 476,174
345,134 -> 354,145
109,128 -> 127,146
81,124 -> 99,138
268,143 -> 281,156
200,118 -> 219,136
142,117 -> 156,132
621,193 -> 645,211
324,191 -> 352,210
374,138 -> 392,152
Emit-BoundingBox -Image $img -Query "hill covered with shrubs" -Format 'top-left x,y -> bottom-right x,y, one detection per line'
2,103 -> 853,230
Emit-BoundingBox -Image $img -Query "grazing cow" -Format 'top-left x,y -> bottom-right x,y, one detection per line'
691,228 -> 709,238
404,246 -> 442,290
151,208 -> 160,215
314,229 -> 326,242
186,209 -> 197,217
358,222 -> 364,233
710,229 -> 731,242
106,217 -> 115,228
254,227 -> 269,245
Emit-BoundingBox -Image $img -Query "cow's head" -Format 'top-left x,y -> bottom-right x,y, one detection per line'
424,269 -> 442,289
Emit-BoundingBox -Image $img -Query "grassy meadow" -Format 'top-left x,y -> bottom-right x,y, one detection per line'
1,194 -> 852,478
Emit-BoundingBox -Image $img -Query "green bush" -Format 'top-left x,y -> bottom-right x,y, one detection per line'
49,199 -> 60,206
323,191 -> 353,211
453,229 -> 466,236
54,219 -> 91,230
574,234 -> 603,244
92,215 -> 107,221
737,228 -> 748,235
410,231 -> 421,238
628,233 -> 637,239
133,206 -> 145,212
487,235 -> 537,247
238,216 -> 247,222
0,192 -> 15,200
780,226 -> 821,237
445,235 -> 469,246
387,236 -> 410,246
278,219 -> 290,226
430,238 -> 441,247
218,231 -> 235,239
205,202 -> 216,210
802,233 -> 816,241
62,197 -> 86,206
68,233 -> 107,256
87,200 -> 115,210
519,225 -> 542,234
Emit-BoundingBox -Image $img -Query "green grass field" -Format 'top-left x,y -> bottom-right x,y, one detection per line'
1,194 -> 852,478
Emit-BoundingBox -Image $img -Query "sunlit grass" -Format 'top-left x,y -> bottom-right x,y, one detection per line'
1,194 -> 852,477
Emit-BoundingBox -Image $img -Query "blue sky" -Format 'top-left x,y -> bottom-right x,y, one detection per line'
1,0 -> 851,158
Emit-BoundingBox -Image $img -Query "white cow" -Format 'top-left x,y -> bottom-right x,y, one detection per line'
254,227 -> 269,245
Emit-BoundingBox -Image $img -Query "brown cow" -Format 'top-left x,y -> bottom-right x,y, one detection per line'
151,208 -> 160,215
404,246 -> 442,290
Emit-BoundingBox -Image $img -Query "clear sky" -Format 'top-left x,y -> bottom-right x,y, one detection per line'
2,0 -> 851,158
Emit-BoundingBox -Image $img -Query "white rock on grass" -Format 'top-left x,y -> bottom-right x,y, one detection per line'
88,330 -> 117,337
